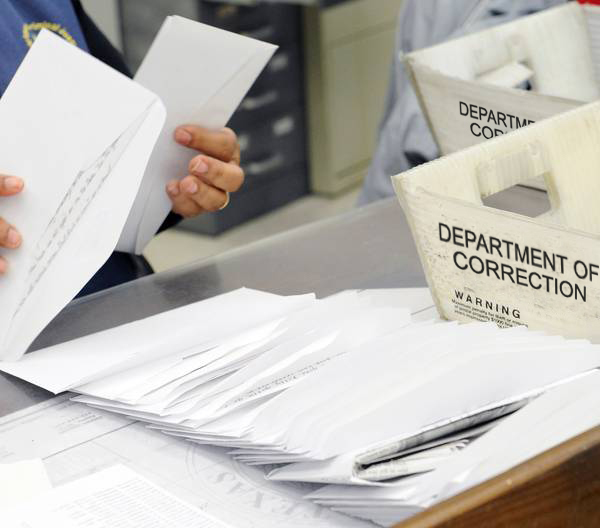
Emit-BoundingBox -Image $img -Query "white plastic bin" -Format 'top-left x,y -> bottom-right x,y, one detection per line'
405,3 -> 600,155
393,101 -> 600,341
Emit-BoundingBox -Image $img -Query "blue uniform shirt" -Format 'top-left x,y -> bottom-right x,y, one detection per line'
0,0 -> 88,92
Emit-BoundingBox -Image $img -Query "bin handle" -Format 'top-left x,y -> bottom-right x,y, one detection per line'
476,141 -> 559,210
474,34 -> 534,89
476,61 -> 533,88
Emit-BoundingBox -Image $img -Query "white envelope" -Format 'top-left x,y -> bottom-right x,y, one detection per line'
0,31 -> 166,361
118,16 -> 278,254
0,289 -> 315,392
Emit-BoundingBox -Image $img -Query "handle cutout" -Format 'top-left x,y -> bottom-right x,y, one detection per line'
475,34 -> 534,89
477,61 -> 533,88
477,141 -> 557,219
482,184 -> 552,218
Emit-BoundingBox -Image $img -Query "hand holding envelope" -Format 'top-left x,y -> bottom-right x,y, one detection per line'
168,125 -> 244,217
118,15 -> 277,254
0,30 -> 166,361
0,17 -> 276,361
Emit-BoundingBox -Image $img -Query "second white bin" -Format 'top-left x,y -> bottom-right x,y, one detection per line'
393,101 -> 600,342
405,3 -> 600,156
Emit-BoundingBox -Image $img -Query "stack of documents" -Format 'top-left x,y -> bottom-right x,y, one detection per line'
0,16 -> 275,361
2,288 -> 600,525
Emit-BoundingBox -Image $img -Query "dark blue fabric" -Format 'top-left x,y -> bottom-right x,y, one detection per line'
0,1 -> 156,297
77,251 -> 153,297
0,0 -> 88,93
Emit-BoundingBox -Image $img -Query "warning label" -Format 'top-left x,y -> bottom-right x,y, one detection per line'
451,290 -> 523,328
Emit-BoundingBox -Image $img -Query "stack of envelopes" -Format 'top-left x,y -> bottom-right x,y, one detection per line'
307,370 -> 600,526
3,288 -> 600,526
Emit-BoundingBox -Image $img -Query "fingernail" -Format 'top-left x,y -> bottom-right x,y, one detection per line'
167,182 -> 180,197
175,128 -> 192,146
4,177 -> 23,192
191,159 -> 208,174
182,179 -> 198,194
0,259 -> 6,274
7,228 -> 21,248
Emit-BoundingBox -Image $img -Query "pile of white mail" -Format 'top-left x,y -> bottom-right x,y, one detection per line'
3,288 -> 600,526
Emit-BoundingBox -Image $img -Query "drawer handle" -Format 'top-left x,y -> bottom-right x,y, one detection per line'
270,53 -> 290,73
237,116 -> 295,153
238,133 -> 250,152
273,115 -> 295,136
246,153 -> 285,176
241,91 -> 279,111
242,26 -> 275,41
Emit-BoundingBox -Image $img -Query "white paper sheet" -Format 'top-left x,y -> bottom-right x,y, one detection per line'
0,459 -> 51,510
0,395 -> 132,462
0,31 -> 165,360
1,465 -> 231,527
0,396 -> 370,527
119,16 -> 277,254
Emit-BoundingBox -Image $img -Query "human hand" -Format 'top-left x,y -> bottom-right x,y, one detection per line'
167,126 -> 244,217
0,174 -> 24,273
